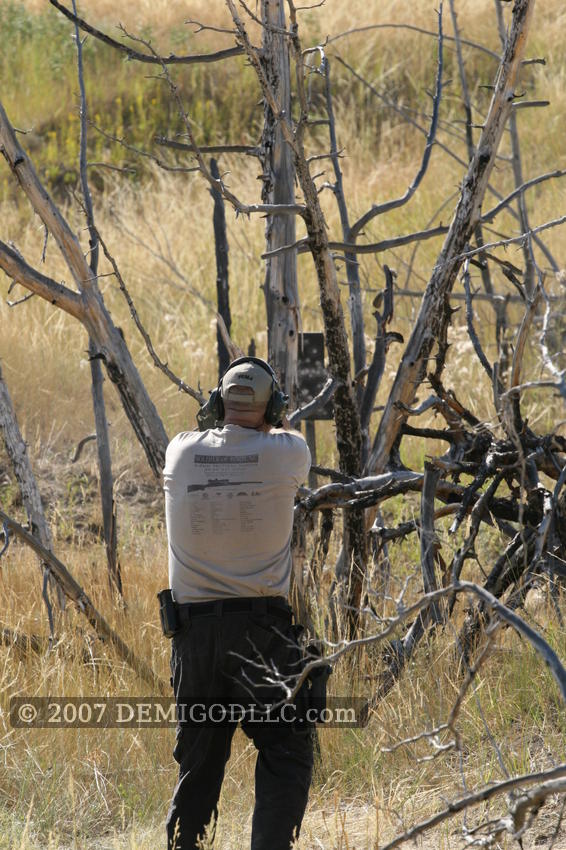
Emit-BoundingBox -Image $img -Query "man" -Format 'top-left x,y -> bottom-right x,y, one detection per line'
164,357 -> 313,850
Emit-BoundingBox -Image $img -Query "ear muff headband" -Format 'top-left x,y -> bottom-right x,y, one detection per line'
220,356 -> 279,388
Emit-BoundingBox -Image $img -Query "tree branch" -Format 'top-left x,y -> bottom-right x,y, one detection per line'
366,0 -> 537,476
261,224 -> 448,259
379,764 -> 566,850
350,8 -> 444,239
156,137 -> 260,156
124,29 -> 305,219
48,0 -> 244,65
482,169 -> 566,222
328,21 -> 501,61
95,228 -> 205,404
288,376 -> 339,426
462,259 -> 494,381
0,241 -> 84,319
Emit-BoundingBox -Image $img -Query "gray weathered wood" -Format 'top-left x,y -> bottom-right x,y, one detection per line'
73,4 -> 123,595
227,0 -> 368,632
88,340 -> 122,596
0,362 -> 64,609
359,266 -> 400,467
0,101 -> 168,477
365,0 -> 536,477
323,57 -> 365,404
210,158 -> 232,378
260,0 -> 299,403
0,365 -> 52,553
420,463 -> 442,624
495,0 -> 536,295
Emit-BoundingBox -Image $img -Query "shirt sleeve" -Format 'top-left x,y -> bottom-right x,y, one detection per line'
295,436 -> 311,485
276,432 -> 311,486
163,431 -> 199,483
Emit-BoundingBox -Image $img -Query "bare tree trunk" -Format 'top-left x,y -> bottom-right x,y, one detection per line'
88,341 -> 122,597
260,0 -> 299,402
494,0 -> 536,296
210,157 -> 232,378
0,101 -> 169,477
228,0 -> 368,630
323,59 -> 366,404
73,11 -> 123,595
0,362 -> 64,610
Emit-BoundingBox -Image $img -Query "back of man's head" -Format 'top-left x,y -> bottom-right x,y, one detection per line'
221,359 -> 273,427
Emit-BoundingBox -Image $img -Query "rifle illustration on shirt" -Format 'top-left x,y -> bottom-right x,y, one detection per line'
187,478 -> 262,493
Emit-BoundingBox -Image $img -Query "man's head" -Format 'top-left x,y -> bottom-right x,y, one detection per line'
221,359 -> 274,428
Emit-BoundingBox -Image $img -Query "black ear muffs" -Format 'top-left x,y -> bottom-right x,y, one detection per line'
264,384 -> 288,426
195,387 -> 223,431
196,357 -> 288,431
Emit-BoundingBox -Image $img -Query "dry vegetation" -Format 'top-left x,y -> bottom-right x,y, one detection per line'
1,1 -> 566,848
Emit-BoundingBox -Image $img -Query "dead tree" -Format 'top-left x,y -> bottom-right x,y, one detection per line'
4,0 -> 565,646
366,0 -> 536,476
260,0 -> 300,402
3,7 -> 566,837
73,3 -> 122,596
0,103 -> 170,477
0,361 -> 64,619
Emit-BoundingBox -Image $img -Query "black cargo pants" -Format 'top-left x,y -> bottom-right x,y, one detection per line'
166,597 -> 314,850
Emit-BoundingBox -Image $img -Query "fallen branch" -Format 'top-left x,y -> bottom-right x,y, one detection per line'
290,580 -> 566,707
0,509 -> 167,693
1,626 -> 46,657
379,764 -> 566,850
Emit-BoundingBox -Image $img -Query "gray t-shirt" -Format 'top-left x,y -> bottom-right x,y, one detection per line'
164,425 -> 311,602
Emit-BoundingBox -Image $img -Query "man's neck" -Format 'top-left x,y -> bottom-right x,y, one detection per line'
223,411 -> 265,429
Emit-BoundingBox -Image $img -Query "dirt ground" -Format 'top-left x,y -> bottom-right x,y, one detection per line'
60,798 -> 566,850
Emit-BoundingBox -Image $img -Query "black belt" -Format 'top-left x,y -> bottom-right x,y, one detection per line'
176,595 -> 292,626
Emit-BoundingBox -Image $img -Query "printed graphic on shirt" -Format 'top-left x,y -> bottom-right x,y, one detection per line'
186,479 -> 262,493
194,454 -> 259,465
188,453 -> 264,535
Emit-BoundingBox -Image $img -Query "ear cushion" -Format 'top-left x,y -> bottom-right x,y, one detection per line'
213,388 -> 225,421
265,389 -> 289,425
196,388 -> 224,431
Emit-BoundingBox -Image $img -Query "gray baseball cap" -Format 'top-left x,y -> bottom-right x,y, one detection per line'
221,360 -> 273,408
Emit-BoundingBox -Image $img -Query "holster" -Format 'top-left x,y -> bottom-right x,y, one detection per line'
157,588 -> 181,638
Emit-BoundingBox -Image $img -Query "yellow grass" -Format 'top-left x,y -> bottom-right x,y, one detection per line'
1,1 -> 566,847
1,532 -> 565,849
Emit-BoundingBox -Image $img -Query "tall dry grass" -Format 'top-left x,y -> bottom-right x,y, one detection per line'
1,1 -> 566,848
2,520 -> 565,848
